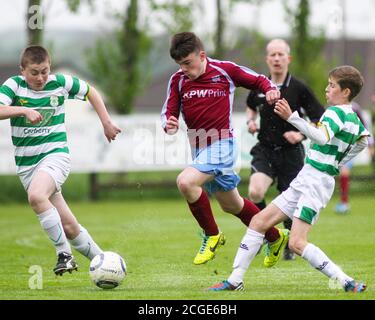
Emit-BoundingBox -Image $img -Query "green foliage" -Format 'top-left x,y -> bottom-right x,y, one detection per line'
213,0 -> 225,59
284,0 -> 330,104
1,164 -> 375,203
86,0 -> 203,114
87,0 -> 151,114
64,0 -> 94,12
65,0 -> 94,12
234,29 -> 268,70
27,0 -> 95,45
0,174 -> 89,203
149,0 -> 202,34
231,28 -> 268,103
0,176 -> 27,203
212,0 -> 271,58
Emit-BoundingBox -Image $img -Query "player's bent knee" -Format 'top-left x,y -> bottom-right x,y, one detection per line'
176,175 -> 194,195
288,237 -> 305,255
248,188 -> 264,203
28,192 -> 48,208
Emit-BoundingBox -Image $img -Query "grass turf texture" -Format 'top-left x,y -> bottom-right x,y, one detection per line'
0,196 -> 374,300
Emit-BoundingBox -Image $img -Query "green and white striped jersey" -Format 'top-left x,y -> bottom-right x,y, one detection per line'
306,104 -> 369,176
0,74 -> 89,174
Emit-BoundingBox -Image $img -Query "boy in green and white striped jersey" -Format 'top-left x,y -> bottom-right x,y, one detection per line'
208,65 -> 370,293
0,46 -> 121,276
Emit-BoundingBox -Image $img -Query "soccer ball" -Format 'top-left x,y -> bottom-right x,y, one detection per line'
89,251 -> 127,289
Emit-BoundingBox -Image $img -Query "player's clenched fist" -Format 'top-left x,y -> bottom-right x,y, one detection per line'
103,121 -> 122,143
24,108 -> 43,124
265,89 -> 280,105
274,98 -> 293,120
166,116 -> 179,135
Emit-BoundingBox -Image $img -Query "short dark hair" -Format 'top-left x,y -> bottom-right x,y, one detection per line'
170,32 -> 204,61
20,45 -> 51,68
329,65 -> 364,101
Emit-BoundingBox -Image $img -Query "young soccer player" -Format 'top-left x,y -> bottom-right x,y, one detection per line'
0,46 -> 121,275
208,65 -> 369,292
161,32 -> 289,266
246,39 -> 325,260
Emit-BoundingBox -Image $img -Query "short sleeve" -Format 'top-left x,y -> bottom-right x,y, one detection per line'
0,77 -> 19,105
56,74 -> 89,100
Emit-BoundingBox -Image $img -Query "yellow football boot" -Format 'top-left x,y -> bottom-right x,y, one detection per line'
263,228 -> 289,268
193,232 -> 226,265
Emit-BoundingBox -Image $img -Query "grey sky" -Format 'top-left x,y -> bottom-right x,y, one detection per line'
2,0 -> 375,38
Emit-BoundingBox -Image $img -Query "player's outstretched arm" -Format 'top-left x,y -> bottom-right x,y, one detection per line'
87,86 -> 122,143
165,116 -> 179,135
275,99 -> 328,145
0,106 -> 43,124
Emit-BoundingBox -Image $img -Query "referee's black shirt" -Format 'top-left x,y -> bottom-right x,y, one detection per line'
246,73 -> 325,148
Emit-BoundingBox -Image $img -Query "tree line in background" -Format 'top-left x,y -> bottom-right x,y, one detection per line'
27,0 -> 330,113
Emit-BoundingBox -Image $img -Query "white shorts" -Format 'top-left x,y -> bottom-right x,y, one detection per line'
18,154 -> 71,192
272,164 -> 335,225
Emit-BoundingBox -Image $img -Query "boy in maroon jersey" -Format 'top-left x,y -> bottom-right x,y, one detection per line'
161,32 -> 288,266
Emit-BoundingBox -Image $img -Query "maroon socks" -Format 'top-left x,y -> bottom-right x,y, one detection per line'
188,191 -> 219,236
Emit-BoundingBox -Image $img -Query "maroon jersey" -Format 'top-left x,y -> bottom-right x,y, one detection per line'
161,57 -> 276,146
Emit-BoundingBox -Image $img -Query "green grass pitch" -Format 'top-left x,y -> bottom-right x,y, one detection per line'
0,196 -> 374,300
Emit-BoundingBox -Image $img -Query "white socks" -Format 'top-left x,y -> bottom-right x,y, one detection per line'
38,208 -> 102,260
227,233 -> 353,289
69,225 -> 102,260
302,243 -> 353,287
38,207 -> 71,255
228,228 -> 264,286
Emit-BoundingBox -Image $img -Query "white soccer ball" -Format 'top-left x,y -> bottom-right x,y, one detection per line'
89,251 -> 127,289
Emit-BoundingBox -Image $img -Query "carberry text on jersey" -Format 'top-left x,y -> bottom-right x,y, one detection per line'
23,128 -> 51,135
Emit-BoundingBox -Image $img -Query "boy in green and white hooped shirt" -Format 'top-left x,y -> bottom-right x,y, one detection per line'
208,65 -> 369,293
0,46 -> 121,276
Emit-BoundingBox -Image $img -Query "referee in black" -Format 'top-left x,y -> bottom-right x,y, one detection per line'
246,39 -> 325,260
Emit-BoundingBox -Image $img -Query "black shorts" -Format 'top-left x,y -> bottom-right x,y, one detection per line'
250,142 -> 305,193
